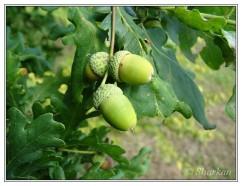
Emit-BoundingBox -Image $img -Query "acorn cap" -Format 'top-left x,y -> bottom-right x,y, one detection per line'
109,50 -> 130,81
93,84 -> 123,109
89,52 -> 109,77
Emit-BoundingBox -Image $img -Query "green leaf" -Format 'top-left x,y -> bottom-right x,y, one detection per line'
115,147 -> 152,179
101,7 -> 147,54
178,25 -> 198,62
32,101 -> 47,119
80,127 -> 129,164
213,35 -> 235,68
63,7 -> 107,104
164,15 -> 198,62
225,86 -> 236,121
61,7 -> 109,130
41,6 -> 59,12
200,34 -> 224,70
7,107 -> 65,178
95,144 -> 128,164
122,84 -> 156,118
174,7 -> 226,32
12,149 -> 63,179
190,6 -> 236,20
20,75 -> 64,116
164,14 -> 225,69
49,24 -> 75,40
76,126 -> 109,146
218,30 -> 236,68
123,77 -> 192,119
49,164 -> 66,180
6,51 -> 21,88
7,27 -> 25,51
82,147 -> 151,180
145,23 -> 216,129
150,47 -> 216,129
82,163 -> 123,180
7,27 -> 51,75
146,28 -> 167,48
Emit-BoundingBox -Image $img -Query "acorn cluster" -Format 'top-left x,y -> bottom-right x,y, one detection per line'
85,51 -> 154,131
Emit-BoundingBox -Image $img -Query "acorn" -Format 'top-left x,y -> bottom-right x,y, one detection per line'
109,51 -> 154,85
93,84 -> 137,131
85,52 -> 109,80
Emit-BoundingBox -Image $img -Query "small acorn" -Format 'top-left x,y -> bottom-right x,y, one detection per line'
85,52 -> 109,80
109,51 -> 154,85
93,84 -> 137,131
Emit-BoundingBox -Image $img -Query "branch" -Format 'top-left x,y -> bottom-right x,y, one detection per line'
58,148 -> 96,154
81,110 -> 100,120
110,6 -> 116,57
160,7 -> 236,25
101,6 -> 116,86
200,12 -> 236,25
225,7 -> 235,19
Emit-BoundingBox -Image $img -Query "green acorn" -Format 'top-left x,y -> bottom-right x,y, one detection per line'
109,51 -> 154,85
93,84 -> 137,131
85,52 -> 109,80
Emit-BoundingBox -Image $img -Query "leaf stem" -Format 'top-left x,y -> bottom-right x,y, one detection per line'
101,70 -> 108,86
101,6 -> 116,86
81,110 -> 100,120
200,12 -> 236,25
160,6 -> 236,25
159,6 -> 176,10
225,7 -> 235,19
58,148 -> 96,154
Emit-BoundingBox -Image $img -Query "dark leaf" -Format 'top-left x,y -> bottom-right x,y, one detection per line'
174,7 -> 226,32
225,86 -> 236,121
82,163 -> 123,180
49,164 -> 66,180
7,107 -> 65,178
149,47 -> 216,129
200,34 -> 224,70
115,147 -> 152,179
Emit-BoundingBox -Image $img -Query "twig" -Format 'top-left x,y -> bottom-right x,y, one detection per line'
225,7 -> 235,19
59,148 -> 96,154
160,6 -> 236,25
110,6 -> 116,57
101,6 -> 116,86
81,110 -> 100,120
200,12 -> 236,25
